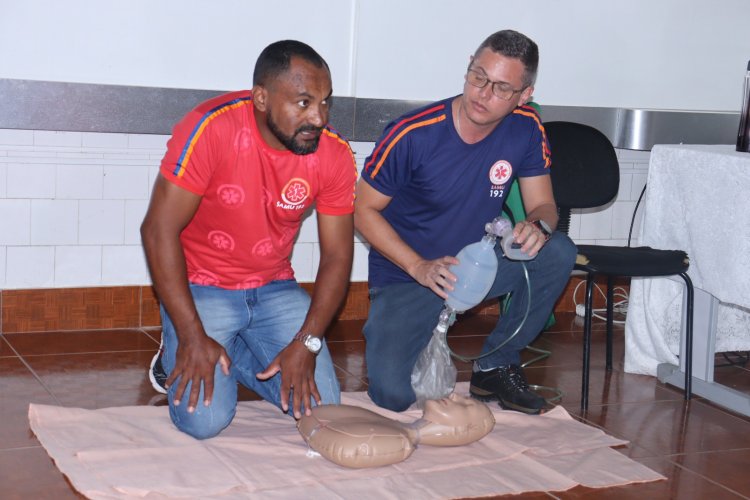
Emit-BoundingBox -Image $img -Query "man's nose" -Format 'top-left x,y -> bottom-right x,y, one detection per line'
478,82 -> 494,99
308,105 -> 327,127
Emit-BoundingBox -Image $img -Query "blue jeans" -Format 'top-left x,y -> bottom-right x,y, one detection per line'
364,232 -> 576,411
160,280 -> 340,439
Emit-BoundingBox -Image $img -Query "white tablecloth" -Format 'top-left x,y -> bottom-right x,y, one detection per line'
625,145 -> 750,376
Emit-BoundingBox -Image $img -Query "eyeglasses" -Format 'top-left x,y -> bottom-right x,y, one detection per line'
465,68 -> 525,101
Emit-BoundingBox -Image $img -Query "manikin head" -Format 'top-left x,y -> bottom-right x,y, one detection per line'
423,392 -> 491,425
418,393 -> 495,446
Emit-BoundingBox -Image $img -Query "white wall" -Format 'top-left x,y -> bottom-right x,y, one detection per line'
356,0 -> 750,111
2,0 -> 750,110
0,130 -> 646,289
0,130 -> 375,289
0,0 -> 743,288
0,0 -> 357,94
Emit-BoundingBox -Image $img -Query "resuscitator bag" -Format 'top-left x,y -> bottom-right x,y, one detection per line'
410,320 -> 456,408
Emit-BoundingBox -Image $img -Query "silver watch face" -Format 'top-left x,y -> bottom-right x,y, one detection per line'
304,335 -> 322,353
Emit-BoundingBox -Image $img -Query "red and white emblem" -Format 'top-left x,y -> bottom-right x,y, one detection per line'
488,160 -> 512,186
281,178 -> 310,206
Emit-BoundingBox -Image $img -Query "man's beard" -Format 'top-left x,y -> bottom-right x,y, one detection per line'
266,114 -> 322,155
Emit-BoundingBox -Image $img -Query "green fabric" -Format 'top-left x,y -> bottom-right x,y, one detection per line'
500,100 -> 556,330
500,182 -> 556,330
525,100 -> 542,115
503,180 -> 525,225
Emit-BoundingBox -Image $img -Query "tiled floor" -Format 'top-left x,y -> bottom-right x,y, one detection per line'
2,312 -> 750,499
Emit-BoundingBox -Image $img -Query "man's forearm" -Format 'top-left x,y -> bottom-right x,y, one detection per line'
299,252 -> 353,338
355,207 -> 426,278
141,227 -> 204,342
297,212 -> 356,338
525,203 -> 559,231
140,176 -> 207,343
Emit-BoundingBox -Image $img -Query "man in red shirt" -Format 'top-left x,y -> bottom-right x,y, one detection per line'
141,40 -> 357,439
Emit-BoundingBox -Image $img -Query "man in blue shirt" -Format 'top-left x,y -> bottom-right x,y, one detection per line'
355,30 -> 576,414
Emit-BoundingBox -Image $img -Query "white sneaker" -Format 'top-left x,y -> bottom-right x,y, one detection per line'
148,343 -> 168,394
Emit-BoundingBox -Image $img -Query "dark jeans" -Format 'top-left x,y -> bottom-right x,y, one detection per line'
364,232 -> 577,411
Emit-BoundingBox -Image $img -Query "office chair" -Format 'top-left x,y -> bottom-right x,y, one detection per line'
544,121 -> 694,411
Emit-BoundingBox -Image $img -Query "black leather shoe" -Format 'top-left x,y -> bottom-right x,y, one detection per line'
470,365 -> 545,414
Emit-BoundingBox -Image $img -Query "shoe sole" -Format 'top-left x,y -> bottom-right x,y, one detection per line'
148,350 -> 168,395
469,384 -> 542,415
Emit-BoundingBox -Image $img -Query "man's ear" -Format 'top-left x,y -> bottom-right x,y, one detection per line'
252,85 -> 267,112
519,85 -> 534,106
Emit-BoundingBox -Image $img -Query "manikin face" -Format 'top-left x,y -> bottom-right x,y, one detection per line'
253,56 -> 332,155
460,47 -> 534,129
423,393 -> 489,425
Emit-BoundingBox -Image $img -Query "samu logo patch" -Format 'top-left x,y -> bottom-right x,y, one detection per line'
277,177 -> 310,210
488,160 -> 512,186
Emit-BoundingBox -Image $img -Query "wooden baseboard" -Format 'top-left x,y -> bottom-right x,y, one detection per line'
0,286 -> 160,333
0,276 -> 629,333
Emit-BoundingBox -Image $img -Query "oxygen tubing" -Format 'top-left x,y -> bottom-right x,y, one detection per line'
442,262 -> 563,403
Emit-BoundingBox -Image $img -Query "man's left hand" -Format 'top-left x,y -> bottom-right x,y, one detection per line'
513,220 -> 548,257
256,341 -> 321,419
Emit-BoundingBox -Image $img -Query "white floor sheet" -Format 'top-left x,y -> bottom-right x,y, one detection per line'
29,383 -> 663,499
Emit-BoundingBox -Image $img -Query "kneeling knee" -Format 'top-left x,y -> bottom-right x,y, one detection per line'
368,385 -> 415,412
180,424 -> 223,440
548,234 -> 577,264
171,405 -> 235,440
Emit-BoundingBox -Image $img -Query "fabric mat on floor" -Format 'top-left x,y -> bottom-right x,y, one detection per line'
29,382 -> 664,499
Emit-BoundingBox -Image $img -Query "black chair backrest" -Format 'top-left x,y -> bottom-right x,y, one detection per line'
544,121 -> 620,235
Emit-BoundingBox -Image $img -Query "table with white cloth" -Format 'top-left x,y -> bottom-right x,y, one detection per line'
625,144 -> 750,416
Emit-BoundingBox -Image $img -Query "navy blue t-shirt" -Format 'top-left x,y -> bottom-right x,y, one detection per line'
362,96 -> 551,288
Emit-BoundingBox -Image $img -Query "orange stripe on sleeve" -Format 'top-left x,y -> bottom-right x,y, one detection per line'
322,128 -> 358,205
364,104 -> 446,173
176,100 -> 251,178
514,108 -> 551,168
369,115 -> 446,179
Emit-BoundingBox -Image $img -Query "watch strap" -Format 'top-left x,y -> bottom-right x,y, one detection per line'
293,331 -> 321,354
529,219 -> 551,241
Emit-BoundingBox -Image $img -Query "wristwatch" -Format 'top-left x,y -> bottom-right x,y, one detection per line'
529,219 -> 552,242
294,331 -> 322,354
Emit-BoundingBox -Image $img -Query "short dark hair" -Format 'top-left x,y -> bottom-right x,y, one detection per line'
474,30 -> 539,88
253,40 -> 329,86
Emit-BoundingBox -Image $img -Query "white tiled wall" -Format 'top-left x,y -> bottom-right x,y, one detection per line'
568,148 -> 650,246
0,131 -> 374,289
0,128 -> 165,289
0,130 -> 647,289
